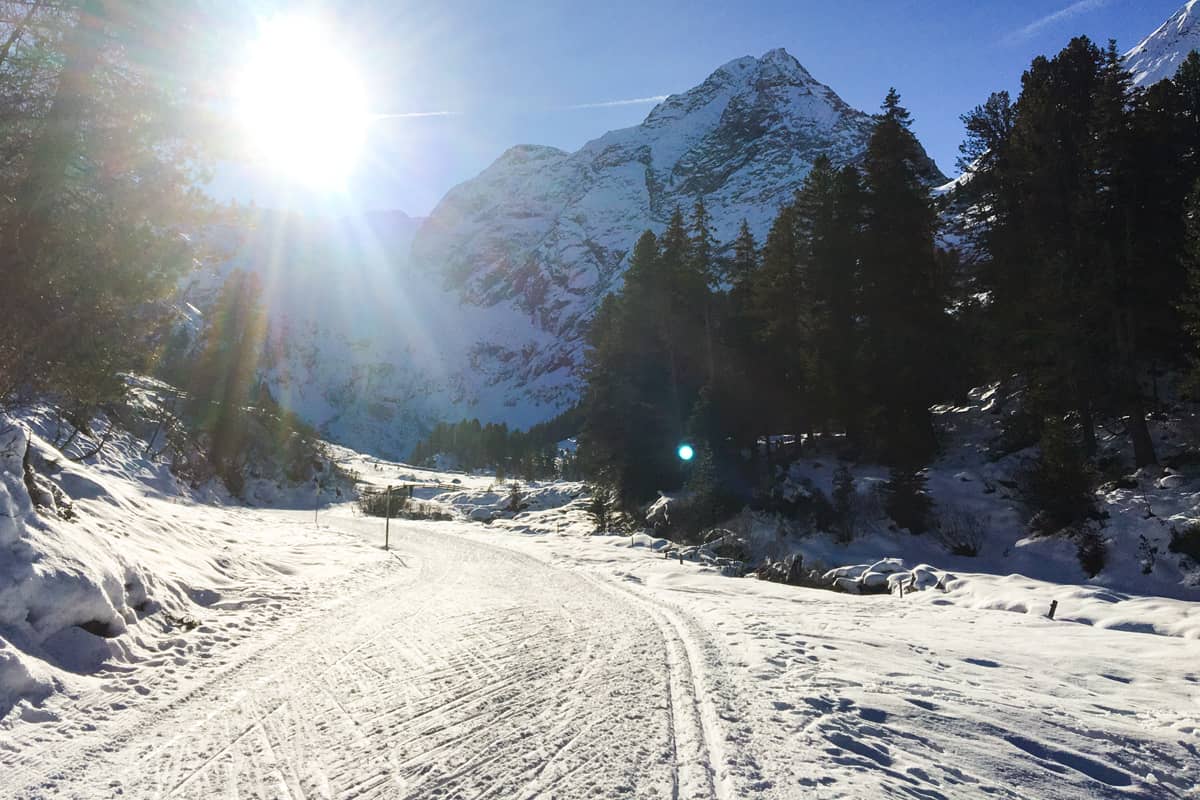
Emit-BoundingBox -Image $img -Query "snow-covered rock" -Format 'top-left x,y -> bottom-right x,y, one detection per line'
822,559 -> 953,595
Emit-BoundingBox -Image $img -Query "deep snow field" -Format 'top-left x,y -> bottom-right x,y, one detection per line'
1,399 -> 1199,798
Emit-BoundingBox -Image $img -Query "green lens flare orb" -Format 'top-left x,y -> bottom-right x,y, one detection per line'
677,444 -> 695,462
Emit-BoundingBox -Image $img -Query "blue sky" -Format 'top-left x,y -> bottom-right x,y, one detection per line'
216,0 -> 1186,217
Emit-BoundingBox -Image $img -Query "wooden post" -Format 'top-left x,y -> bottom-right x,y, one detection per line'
1047,600 -> 1058,620
385,485 -> 393,551
898,581 -> 905,599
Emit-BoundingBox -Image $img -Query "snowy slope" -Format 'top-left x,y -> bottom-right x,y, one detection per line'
1125,0 -> 1200,87
187,209 -> 546,459
187,209 -> 446,458
0,403 -> 372,726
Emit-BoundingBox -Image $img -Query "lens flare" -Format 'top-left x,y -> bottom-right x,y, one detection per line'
677,444 -> 695,462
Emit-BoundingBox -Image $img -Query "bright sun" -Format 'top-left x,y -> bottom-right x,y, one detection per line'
234,16 -> 368,185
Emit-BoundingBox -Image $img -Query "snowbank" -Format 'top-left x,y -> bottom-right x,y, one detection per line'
932,572 -> 1200,639
0,407 -> 378,720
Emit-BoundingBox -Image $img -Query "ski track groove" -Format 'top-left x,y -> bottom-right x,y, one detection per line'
576,570 -> 735,800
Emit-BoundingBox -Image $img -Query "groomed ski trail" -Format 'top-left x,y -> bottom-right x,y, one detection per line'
10,521 -> 744,799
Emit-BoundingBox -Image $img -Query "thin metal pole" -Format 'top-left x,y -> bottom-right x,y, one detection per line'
385,484 -> 392,550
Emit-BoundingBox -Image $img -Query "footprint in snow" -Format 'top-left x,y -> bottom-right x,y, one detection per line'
964,658 -> 1002,668
1005,734 -> 1132,787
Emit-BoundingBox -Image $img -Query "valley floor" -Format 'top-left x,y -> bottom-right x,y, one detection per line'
3,501 -> 1198,799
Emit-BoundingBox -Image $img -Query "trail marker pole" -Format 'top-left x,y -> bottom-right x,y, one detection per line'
385,484 -> 393,551
1047,600 -> 1058,620
314,479 -> 320,526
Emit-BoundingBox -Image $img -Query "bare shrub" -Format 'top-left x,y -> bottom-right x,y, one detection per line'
931,508 -> 988,557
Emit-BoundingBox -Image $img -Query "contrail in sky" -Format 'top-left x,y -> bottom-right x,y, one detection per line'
564,95 -> 670,110
368,95 -> 670,119
371,110 -> 462,119
1001,0 -> 1113,45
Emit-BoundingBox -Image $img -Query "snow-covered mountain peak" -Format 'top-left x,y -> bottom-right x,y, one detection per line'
642,48 -> 827,130
1125,0 -> 1200,87
758,47 -> 819,79
493,143 -> 570,166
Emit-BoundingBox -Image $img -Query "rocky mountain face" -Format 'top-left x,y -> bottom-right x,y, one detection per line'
397,49 -> 943,443
414,48 -> 943,344
186,210 -> 442,459
1125,0 -> 1200,87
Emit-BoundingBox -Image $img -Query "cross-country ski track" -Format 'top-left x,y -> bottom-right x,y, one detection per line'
3,508 -> 1198,799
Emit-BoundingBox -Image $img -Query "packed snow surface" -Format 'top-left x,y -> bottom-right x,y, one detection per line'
4,432 -> 1198,798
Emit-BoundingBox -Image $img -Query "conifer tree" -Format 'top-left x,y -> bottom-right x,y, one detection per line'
188,271 -> 269,486
858,89 -> 948,465
580,233 -> 684,503
966,37 -> 1179,465
0,2 -> 217,408
750,202 -> 811,439
793,156 -> 866,440
729,219 -> 759,289
1182,183 -> 1200,383
690,198 -> 720,386
723,220 -> 773,471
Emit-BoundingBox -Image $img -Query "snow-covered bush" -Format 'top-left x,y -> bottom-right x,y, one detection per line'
993,406 -> 1041,456
755,553 -> 828,587
702,528 -> 751,562
506,482 -> 525,512
357,487 -> 404,517
647,480 -> 738,545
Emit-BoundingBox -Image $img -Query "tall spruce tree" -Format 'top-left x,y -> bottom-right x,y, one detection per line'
858,89 -> 948,465
1182,183 -> 1200,384
580,229 -> 694,503
723,220 -> 775,476
793,157 -> 866,441
750,202 -> 812,439
690,198 -> 720,387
